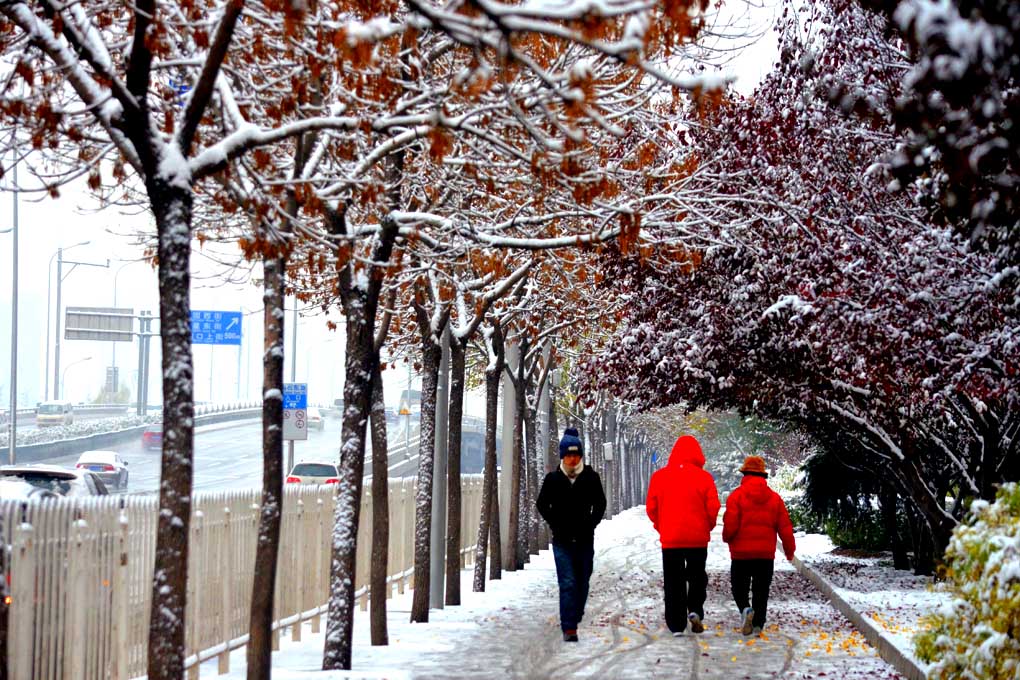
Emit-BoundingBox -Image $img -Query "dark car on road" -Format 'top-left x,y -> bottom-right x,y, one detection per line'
142,422 -> 163,449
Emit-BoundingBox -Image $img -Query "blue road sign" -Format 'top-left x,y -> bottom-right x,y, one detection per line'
283,383 -> 308,410
191,310 -> 242,345
651,451 -> 658,464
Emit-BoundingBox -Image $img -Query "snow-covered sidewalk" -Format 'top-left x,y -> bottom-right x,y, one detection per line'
200,508 -> 905,679
795,537 -> 943,678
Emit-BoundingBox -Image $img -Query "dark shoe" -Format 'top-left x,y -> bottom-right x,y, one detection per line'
563,629 -> 579,642
752,626 -> 762,636
741,607 -> 754,636
688,613 -> 705,634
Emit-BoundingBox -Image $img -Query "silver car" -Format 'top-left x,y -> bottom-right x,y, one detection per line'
286,461 -> 339,485
75,450 -> 129,490
0,464 -> 109,497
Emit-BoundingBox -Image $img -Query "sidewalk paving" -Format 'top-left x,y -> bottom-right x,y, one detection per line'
200,507 -> 907,679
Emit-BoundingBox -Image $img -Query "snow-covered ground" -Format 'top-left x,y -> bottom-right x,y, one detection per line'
796,533 -> 945,671
199,508 -> 905,679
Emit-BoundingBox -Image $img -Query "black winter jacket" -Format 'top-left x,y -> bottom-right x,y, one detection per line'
536,465 -> 607,546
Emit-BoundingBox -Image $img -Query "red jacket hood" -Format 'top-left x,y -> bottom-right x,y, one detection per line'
668,435 -> 706,468
739,475 -> 773,502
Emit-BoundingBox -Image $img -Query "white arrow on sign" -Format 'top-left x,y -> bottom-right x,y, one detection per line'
225,317 -> 239,331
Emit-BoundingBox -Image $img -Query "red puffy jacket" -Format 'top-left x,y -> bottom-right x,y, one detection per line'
646,436 -> 721,548
722,476 -> 796,560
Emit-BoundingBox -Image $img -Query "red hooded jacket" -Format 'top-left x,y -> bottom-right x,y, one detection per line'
722,476 -> 796,560
646,436 -> 721,548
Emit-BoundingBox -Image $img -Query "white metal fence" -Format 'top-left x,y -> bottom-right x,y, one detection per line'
2,475 -> 484,680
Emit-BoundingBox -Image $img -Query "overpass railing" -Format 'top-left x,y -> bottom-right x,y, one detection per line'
2,475 -> 484,680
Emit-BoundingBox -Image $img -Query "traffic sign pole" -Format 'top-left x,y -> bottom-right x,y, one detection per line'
283,382 -> 308,473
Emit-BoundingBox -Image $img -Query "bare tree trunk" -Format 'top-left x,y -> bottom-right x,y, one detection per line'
410,309 -> 443,623
322,209 -> 399,670
512,359 -> 528,569
445,340 -> 466,605
147,184 -> 195,680
473,325 -> 504,591
525,396 -> 540,555
246,247 -> 286,679
489,487 -> 502,580
369,361 -> 389,644
539,395 -> 558,547
323,302 -> 373,669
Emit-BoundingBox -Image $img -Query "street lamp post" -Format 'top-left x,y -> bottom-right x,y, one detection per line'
1,158 -> 18,464
110,260 -> 141,402
52,249 -> 108,400
44,241 -> 90,401
61,356 -> 92,403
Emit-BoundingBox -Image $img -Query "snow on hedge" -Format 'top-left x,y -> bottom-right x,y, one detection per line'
915,482 -> 1020,680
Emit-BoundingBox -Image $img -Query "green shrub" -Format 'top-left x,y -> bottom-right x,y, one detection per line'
787,497 -> 824,533
915,483 -> 1020,680
821,511 -> 887,551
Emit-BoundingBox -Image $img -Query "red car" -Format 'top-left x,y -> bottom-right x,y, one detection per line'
142,423 -> 163,450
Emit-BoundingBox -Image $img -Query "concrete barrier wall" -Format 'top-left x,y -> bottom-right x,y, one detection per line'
13,408 -> 261,464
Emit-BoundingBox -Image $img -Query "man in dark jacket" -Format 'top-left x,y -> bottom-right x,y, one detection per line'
536,427 -> 607,642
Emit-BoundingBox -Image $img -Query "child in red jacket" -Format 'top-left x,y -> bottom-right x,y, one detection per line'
722,455 -> 796,636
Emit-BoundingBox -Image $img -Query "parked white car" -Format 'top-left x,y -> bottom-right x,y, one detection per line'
306,407 -> 324,431
75,451 -> 129,490
286,461 -> 339,485
0,464 -> 109,497
0,478 -> 59,500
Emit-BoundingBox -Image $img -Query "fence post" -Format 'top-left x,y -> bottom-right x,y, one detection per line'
270,500 -> 280,652
110,507 -> 129,680
10,518 -> 35,680
311,497 -> 324,634
64,518 -> 88,680
293,498 -> 304,642
187,510 -> 204,680
218,505 -> 232,674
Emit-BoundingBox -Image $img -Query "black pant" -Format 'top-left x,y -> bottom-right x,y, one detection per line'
730,559 -> 774,628
661,547 -> 708,633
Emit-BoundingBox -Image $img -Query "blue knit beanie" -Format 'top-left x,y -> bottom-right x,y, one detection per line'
559,428 -> 583,459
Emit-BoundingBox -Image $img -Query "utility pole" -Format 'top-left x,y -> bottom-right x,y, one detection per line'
499,341 -> 518,569
287,302 -> 297,473
53,248 -> 63,400
430,324 -> 451,609
405,361 -> 412,456
6,159 -> 18,464
53,249 -> 108,399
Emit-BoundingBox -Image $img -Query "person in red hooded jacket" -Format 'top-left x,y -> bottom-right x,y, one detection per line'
722,455 -> 796,636
646,435 -> 721,635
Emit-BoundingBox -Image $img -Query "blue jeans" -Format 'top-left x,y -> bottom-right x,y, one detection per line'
552,542 -> 594,632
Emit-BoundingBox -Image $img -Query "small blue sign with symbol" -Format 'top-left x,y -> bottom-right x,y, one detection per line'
283,383 -> 307,410
651,451 -> 658,464
191,310 -> 242,345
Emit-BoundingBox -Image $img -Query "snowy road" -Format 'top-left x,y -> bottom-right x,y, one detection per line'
198,507 -> 905,680
33,417 -> 414,494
